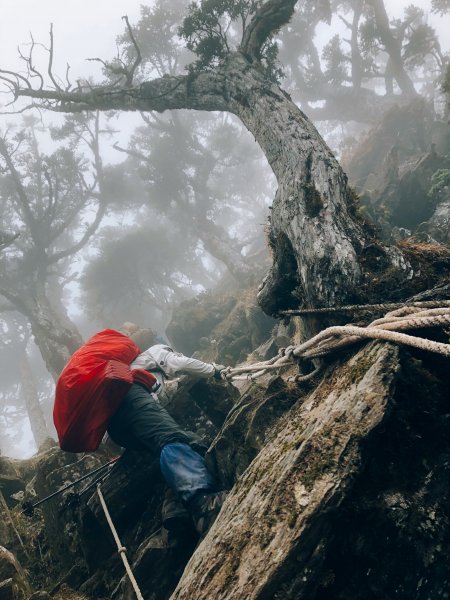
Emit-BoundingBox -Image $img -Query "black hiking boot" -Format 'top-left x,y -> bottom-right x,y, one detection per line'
189,490 -> 228,537
161,493 -> 191,533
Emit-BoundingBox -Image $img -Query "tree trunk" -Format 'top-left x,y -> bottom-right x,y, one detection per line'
368,0 -> 417,97
27,304 -> 82,381
17,288 -> 83,381
215,54 -> 407,316
19,349 -> 49,449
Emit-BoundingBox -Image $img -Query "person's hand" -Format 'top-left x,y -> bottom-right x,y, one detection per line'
212,364 -> 227,380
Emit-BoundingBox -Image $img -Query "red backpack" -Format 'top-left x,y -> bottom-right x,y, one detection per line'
54,329 -> 157,452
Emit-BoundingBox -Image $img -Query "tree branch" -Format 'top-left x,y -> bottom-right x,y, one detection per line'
241,0 -> 298,61
47,199 -> 107,265
48,24 -> 63,91
122,15 -> 142,86
12,69 -> 229,114
0,138 -> 41,247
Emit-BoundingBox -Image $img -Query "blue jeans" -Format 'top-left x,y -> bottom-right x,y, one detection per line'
160,442 -> 214,503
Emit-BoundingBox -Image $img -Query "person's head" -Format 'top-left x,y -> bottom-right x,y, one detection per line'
129,328 -> 158,351
118,322 -> 139,337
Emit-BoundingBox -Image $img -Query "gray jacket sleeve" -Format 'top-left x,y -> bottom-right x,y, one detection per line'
131,344 -> 215,379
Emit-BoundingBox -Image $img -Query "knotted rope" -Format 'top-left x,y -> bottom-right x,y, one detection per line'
97,484 -> 144,600
223,302 -> 450,383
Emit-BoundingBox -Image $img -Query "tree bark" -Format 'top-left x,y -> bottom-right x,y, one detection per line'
19,349 -> 49,449
25,294 -> 83,381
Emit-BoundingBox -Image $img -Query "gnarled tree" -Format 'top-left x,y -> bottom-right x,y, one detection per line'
1,0 -> 445,324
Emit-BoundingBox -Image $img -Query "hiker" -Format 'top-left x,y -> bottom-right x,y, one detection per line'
107,325 -> 228,536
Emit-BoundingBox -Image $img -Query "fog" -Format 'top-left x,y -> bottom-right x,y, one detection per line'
0,0 -> 448,457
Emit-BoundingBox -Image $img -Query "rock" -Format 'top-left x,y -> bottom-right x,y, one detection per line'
0,548 -> 23,584
0,547 -> 29,599
111,529 -> 197,600
206,376 -> 300,488
6,283 -> 450,600
0,477 -> 25,508
27,592 -> 51,600
28,447 -> 110,573
167,287 -> 275,365
0,460 -> 24,508
171,342 -> 401,598
0,579 -> 14,600
426,198 -> 450,244
252,336 -> 278,361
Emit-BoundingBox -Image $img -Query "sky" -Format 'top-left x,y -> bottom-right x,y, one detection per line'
0,1 -> 447,87
0,1 -> 143,76
0,1 -> 148,160
0,0 -> 447,138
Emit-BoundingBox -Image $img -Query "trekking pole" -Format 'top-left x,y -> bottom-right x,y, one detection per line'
22,456 -> 120,517
77,465 -> 117,498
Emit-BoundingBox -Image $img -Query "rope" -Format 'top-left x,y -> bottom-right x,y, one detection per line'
96,484 -> 144,600
223,304 -> 450,383
279,300 -> 450,316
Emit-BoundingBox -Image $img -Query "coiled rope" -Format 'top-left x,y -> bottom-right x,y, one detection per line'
223,302 -> 450,383
97,484 -> 144,600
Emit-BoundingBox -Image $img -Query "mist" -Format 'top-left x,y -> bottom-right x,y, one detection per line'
0,0 -> 449,458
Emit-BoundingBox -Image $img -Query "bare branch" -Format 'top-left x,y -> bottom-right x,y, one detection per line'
48,199 -> 107,264
48,23 -> 63,91
0,69 -> 32,89
0,75 -> 19,100
1,102 -> 45,115
338,15 -> 352,29
113,141 -> 148,162
122,15 -> 142,86
27,34 -> 45,90
86,57 -> 113,70
241,0 -> 298,61
65,63 -> 72,91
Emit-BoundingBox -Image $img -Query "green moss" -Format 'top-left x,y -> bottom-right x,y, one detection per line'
300,452 -> 336,492
346,356 -> 373,384
288,510 -> 298,529
259,529 -> 273,549
294,435 -> 305,449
